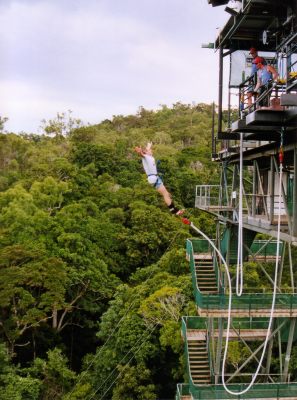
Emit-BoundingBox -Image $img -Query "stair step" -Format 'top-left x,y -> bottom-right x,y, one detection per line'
198,286 -> 217,289
189,350 -> 207,353
197,283 -> 217,286
189,349 -> 207,352
189,354 -> 208,358
190,355 -> 208,359
192,377 -> 211,380
195,270 -> 215,274
195,265 -> 214,268
197,284 -> 217,287
196,270 -> 214,274
195,264 -> 213,267
195,264 -> 213,268
191,362 -> 209,365
189,351 -> 207,354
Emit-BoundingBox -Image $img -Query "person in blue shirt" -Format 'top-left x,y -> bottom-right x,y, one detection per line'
254,57 -> 278,107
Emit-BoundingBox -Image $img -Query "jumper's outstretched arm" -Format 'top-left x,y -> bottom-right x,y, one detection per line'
134,146 -> 145,157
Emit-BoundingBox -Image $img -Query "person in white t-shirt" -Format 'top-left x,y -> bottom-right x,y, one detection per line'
134,142 -> 184,216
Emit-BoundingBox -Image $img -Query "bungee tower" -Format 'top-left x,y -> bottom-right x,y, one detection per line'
176,0 -> 297,399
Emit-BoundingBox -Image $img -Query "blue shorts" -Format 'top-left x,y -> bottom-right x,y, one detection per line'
154,176 -> 163,189
148,175 -> 163,189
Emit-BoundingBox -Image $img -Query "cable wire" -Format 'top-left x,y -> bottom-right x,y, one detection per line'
88,324 -> 157,400
67,225 -> 184,397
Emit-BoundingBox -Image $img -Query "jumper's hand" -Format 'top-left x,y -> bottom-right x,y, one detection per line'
134,146 -> 144,155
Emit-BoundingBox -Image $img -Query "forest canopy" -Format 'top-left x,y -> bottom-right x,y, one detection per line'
0,103 -> 220,399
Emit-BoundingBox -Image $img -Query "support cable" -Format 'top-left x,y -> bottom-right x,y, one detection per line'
67,228 -> 182,398
91,324 -> 157,400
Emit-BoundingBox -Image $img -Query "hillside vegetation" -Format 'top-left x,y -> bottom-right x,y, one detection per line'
0,103 -> 219,399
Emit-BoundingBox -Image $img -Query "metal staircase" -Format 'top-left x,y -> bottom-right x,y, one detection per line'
188,339 -> 211,385
195,255 -> 218,294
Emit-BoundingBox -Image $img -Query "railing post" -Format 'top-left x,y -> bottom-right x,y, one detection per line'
293,145 -> 297,236
252,160 -> 257,217
270,155 -> 275,224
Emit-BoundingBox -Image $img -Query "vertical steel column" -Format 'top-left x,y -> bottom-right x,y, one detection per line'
227,53 -> 232,129
278,327 -> 283,381
211,102 -> 216,157
293,145 -> 297,236
269,155 -> 275,224
283,318 -> 297,382
218,47 -> 223,135
277,243 -> 286,288
215,317 -> 223,384
252,160 -> 257,217
223,162 -> 229,207
288,243 -> 295,293
264,320 -> 275,380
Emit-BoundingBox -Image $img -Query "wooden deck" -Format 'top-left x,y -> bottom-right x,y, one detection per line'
197,306 -> 297,318
187,329 -> 270,341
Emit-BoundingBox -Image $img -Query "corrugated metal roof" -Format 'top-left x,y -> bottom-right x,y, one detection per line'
212,0 -> 295,51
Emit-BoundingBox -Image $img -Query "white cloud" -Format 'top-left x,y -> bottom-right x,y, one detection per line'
0,0 -> 228,132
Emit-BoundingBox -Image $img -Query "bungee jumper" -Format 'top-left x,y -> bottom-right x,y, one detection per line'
134,142 -> 190,224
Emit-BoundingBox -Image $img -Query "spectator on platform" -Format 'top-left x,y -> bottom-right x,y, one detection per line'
254,57 -> 278,107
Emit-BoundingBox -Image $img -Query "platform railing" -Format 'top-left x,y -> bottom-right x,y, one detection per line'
189,382 -> 297,399
175,383 -> 190,400
183,316 -> 271,332
195,185 -> 232,209
187,239 -> 296,314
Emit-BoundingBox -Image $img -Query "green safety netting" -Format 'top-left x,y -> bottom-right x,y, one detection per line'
187,239 -> 297,313
190,382 -> 297,399
182,316 -> 271,331
176,383 -> 297,399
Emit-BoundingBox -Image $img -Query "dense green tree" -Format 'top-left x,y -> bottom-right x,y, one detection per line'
0,103 -> 233,399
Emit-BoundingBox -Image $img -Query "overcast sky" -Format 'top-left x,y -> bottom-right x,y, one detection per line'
0,0 -> 229,133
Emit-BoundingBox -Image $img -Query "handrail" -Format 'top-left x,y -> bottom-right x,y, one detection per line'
183,316 -> 276,331
213,251 -> 224,292
205,323 -> 215,383
189,381 -> 297,399
195,185 -> 232,208
175,383 -> 190,399
187,239 -> 296,313
181,317 -> 195,388
175,383 -> 181,400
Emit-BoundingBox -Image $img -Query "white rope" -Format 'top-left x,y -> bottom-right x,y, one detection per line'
236,132 -> 244,296
223,162 -> 283,396
190,162 -> 283,396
